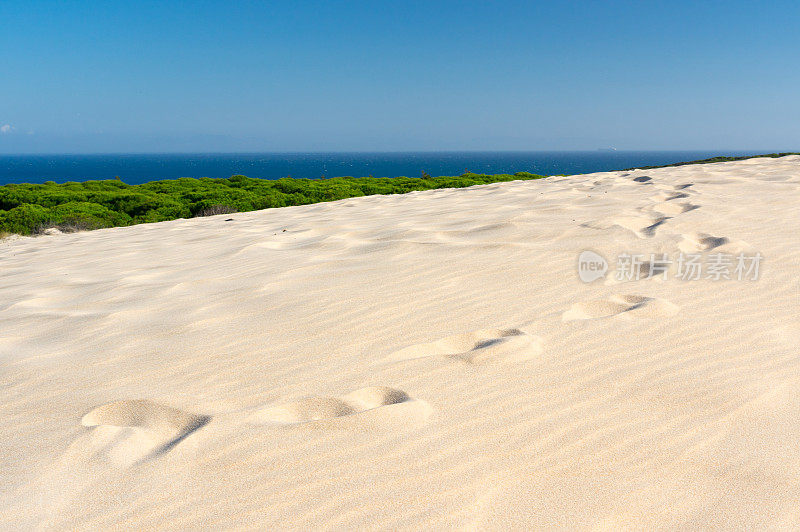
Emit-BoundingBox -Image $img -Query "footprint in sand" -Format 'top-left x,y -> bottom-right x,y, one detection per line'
650,190 -> 690,202
581,211 -> 668,239
678,232 -> 729,253
651,201 -> 698,215
79,400 -> 210,467
248,386 -> 421,425
604,255 -> 675,283
388,328 -> 542,365
611,215 -> 668,238
654,182 -> 693,191
651,184 -> 698,214
562,295 -> 678,321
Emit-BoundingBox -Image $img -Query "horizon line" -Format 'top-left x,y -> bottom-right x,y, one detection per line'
0,149 -> 778,157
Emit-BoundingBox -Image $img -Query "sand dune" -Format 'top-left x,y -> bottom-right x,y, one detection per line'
2,156 -> 800,528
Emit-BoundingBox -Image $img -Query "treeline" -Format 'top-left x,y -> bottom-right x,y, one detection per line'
0,172 -> 545,235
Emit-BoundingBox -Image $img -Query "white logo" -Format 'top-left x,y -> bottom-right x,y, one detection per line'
578,250 -> 608,283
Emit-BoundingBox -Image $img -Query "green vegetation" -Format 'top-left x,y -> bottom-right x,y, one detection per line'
626,152 -> 800,170
2,151 -> 796,236
0,172 -> 545,235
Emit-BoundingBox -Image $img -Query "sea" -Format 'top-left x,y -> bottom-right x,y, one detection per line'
0,151 -> 760,185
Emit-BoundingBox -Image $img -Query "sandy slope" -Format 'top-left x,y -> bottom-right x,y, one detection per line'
1,156 -> 800,529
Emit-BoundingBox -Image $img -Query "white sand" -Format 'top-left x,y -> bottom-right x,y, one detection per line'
2,156 -> 800,529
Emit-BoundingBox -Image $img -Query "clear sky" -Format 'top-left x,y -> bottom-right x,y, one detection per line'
1,0 -> 799,153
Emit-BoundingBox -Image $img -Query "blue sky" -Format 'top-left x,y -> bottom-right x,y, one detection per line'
1,0 -> 799,153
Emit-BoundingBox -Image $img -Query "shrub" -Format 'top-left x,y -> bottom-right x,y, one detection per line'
49,201 -> 132,229
0,204 -> 53,234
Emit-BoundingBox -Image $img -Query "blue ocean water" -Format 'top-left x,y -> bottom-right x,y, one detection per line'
0,151 -> 759,185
